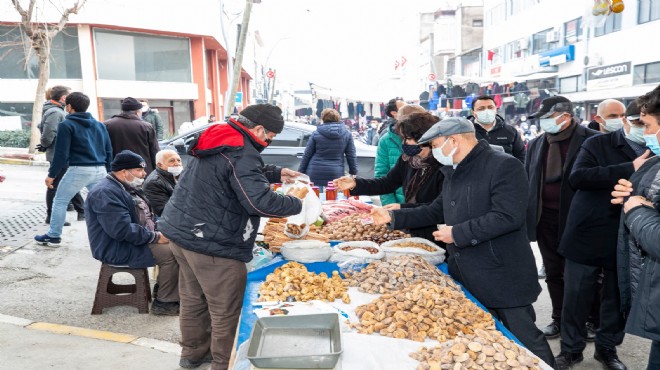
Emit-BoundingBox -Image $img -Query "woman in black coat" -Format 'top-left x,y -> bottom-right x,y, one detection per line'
333,112 -> 444,245
298,108 -> 357,186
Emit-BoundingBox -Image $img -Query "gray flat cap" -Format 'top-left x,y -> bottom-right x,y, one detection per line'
418,117 -> 475,145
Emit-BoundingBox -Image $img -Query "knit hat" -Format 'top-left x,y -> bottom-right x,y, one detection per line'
121,97 -> 143,112
240,104 -> 285,133
112,150 -> 146,171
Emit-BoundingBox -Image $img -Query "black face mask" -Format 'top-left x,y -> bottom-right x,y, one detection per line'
265,138 -> 272,145
402,143 -> 422,156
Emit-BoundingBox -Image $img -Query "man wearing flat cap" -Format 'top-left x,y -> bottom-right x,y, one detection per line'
370,117 -> 555,367
104,97 -> 160,174
86,150 -> 180,315
524,96 -> 599,344
158,104 -> 303,369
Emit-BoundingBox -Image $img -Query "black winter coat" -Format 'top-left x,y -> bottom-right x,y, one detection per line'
298,122 -> 357,186
390,140 -> 541,308
525,123 -> 600,241
104,113 -> 160,174
351,155 -> 444,244
559,130 -> 636,269
468,114 -> 526,162
158,120 -> 302,262
143,167 -> 177,217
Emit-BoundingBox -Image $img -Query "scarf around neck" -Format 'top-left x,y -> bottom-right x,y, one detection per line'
544,120 -> 576,183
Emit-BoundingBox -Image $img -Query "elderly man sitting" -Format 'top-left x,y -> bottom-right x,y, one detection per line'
143,149 -> 183,217
85,150 -> 180,315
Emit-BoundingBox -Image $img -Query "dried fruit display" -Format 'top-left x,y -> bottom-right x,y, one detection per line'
350,281 -> 495,342
409,328 -> 541,370
262,218 -> 328,252
387,241 -> 437,252
320,213 -> 410,243
339,246 -> 380,254
258,261 -> 350,303
345,256 -> 460,294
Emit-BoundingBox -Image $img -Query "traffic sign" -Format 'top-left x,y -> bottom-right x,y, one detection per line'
235,92 -> 243,104
266,70 -> 275,79
428,73 -> 436,81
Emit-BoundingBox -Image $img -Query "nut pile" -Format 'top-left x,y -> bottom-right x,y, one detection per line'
350,281 -> 495,342
410,329 -> 541,370
285,223 -> 306,236
387,241 -> 438,252
340,246 -> 380,254
321,213 -> 410,243
345,256 -> 460,294
258,262 -> 350,303
262,218 -> 329,252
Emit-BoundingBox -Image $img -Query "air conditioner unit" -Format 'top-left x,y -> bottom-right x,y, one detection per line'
546,31 -> 559,43
518,38 -> 529,51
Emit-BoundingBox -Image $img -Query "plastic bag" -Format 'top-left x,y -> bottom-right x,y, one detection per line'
280,240 -> 332,263
380,237 -> 446,265
282,177 -> 322,238
329,241 -> 384,265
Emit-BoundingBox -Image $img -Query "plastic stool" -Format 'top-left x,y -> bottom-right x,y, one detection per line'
91,264 -> 152,314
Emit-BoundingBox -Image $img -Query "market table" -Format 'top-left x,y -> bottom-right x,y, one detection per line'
231,258 -> 551,370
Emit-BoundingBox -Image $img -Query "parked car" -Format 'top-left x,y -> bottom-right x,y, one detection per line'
159,121 -> 377,179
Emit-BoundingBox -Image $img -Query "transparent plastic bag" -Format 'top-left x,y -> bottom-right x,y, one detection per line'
280,240 -> 332,263
282,178 -> 322,238
330,241 -> 384,264
380,237 -> 446,265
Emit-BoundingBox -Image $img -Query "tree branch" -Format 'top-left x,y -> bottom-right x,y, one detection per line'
49,0 -> 87,37
11,0 -> 37,37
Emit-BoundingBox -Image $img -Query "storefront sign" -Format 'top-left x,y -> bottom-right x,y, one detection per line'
490,66 -> 501,76
587,61 -> 632,90
539,45 -> 575,67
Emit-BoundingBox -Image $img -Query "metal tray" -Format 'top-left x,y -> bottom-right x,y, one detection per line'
247,313 -> 342,369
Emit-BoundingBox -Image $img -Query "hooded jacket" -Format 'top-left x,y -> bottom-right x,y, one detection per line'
158,119 -> 302,262
47,112 -> 113,179
375,125 -> 405,205
39,101 -> 67,163
468,114 -> 526,162
298,122 -> 357,185
105,112 -> 160,174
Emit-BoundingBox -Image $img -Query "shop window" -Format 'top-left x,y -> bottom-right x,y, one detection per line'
559,75 -> 580,93
564,17 -> 583,44
633,61 -> 660,85
638,0 -> 660,24
0,26 -> 81,79
0,102 -> 34,129
95,30 -> 192,83
472,19 -> 483,27
532,28 -> 553,54
595,12 -> 622,36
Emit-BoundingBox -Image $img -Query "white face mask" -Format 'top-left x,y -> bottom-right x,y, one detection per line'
167,166 -> 183,176
625,125 -> 645,145
475,109 -> 496,125
602,118 -> 624,132
141,106 -> 149,113
432,138 -> 457,166
125,170 -> 144,187
540,115 -> 566,134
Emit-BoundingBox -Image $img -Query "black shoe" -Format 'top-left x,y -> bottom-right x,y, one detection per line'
586,321 -> 597,342
542,320 -> 560,338
595,346 -> 627,370
150,299 -> 179,316
66,204 -> 74,212
179,352 -> 213,368
555,351 -> 584,370
77,212 -> 85,221
538,264 -> 546,279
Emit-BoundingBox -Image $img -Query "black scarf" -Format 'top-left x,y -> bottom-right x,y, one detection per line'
402,154 -> 439,203
544,120 -> 576,183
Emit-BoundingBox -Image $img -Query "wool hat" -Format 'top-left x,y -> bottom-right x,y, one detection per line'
528,96 -> 573,119
240,104 -> 285,133
121,97 -> 143,112
112,150 -> 146,171
418,117 -> 475,145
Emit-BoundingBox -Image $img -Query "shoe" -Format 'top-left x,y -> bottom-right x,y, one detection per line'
77,212 -> 85,221
34,234 -> 61,246
555,351 -> 584,370
594,346 -> 627,370
150,299 -> 179,316
542,320 -> 560,338
586,321 -> 597,342
179,352 -> 213,368
538,264 -> 546,279
66,204 -> 74,212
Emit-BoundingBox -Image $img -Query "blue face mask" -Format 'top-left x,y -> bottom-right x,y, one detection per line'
540,115 -> 566,134
625,125 -> 645,145
402,143 -> 422,157
643,129 -> 660,156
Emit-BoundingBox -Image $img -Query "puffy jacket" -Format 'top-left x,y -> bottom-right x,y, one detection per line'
39,101 -> 67,163
142,109 -> 164,140
86,175 -> 158,268
143,167 -> 176,217
468,114 -> 526,162
104,113 -> 160,174
298,122 -> 357,186
158,119 -> 302,262
375,127 -> 404,205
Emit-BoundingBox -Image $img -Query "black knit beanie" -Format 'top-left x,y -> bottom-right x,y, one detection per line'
240,104 -> 285,133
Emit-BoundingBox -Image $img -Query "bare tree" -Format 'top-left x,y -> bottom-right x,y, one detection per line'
10,0 -> 87,154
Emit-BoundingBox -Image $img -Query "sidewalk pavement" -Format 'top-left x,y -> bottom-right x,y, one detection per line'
0,314 -> 191,370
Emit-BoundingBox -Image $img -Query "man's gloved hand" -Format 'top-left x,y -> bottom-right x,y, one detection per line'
36,144 -> 47,152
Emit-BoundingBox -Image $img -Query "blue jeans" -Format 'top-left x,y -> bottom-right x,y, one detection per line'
649,340 -> 660,370
47,166 -> 106,238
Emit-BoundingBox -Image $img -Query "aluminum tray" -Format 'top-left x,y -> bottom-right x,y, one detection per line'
247,313 -> 342,369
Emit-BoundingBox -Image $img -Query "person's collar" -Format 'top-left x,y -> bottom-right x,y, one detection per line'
156,166 -> 177,182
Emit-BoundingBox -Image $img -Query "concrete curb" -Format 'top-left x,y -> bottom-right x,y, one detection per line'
0,157 -> 49,167
0,313 -> 180,355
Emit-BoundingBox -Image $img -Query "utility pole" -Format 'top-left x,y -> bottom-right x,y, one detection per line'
268,69 -> 277,104
225,0 -> 254,116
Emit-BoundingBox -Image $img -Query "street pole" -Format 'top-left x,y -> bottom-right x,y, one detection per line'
225,0 -> 253,116
268,69 -> 277,104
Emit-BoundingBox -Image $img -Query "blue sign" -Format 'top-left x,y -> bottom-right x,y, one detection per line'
539,45 -> 575,67
235,92 -> 243,104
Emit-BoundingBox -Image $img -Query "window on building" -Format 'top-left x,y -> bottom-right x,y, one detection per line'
506,40 -> 525,61
559,75 -> 581,93
505,0 -> 522,18
532,28 -> 553,54
639,0 -> 660,23
633,61 -> 660,85
486,4 -> 505,27
490,45 -> 504,65
0,26 -> 82,79
595,12 -> 622,36
564,17 -> 583,44
472,19 -> 483,27
0,102 -> 34,129
95,30 -> 192,82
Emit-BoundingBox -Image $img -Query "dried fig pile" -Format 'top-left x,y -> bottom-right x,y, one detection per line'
345,256 -> 460,294
258,261 -> 350,303
410,329 -> 541,370
350,281 -> 495,342
388,241 -> 438,252
320,213 -> 410,242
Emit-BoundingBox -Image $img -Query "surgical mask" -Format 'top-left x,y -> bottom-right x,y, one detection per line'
540,116 -> 566,134
432,139 -> 456,166
602,118 -> 624,132
125,171 -> 144,187
141,106 -> 149,113
643,129 -> 660,156
167,166 -> 183,176
475,109 -> 496,125
402,144 -> 422,157
625,125 -> 645,145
